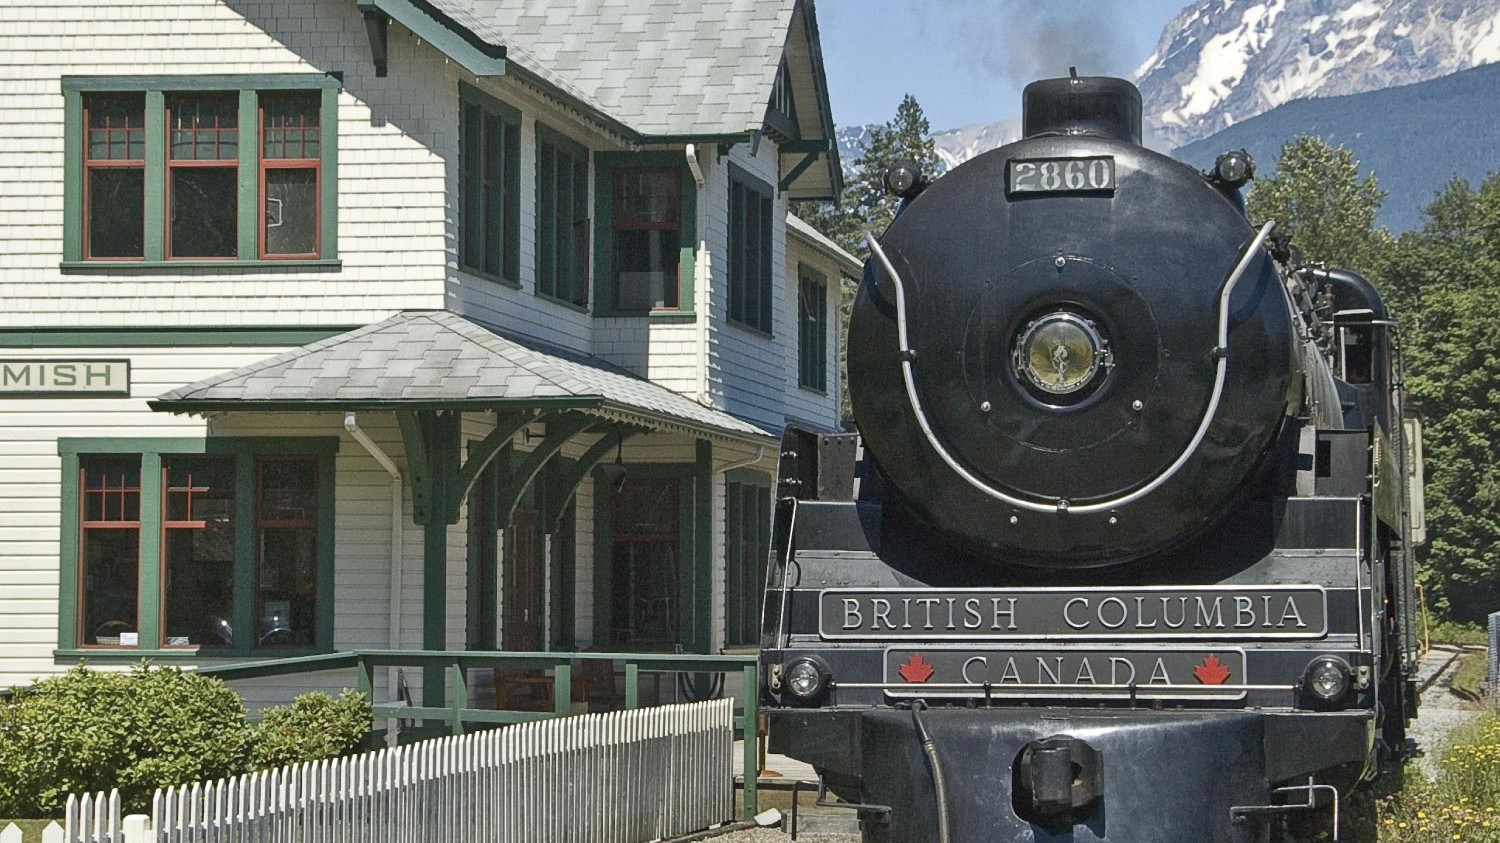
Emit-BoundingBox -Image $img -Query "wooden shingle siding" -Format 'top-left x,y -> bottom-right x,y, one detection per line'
783,237 -> 845,431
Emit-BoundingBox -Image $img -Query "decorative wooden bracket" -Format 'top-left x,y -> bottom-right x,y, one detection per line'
779,139 -> 831,192
494,413 -> 598,526
361,7 -> 390,78
447,410 -> 535,519
541,425 -> 650,525
396,409 -> 462,526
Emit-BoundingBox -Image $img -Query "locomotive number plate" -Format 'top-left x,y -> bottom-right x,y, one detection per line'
884,646 -> 1248,700
1008,156 -> 1116,195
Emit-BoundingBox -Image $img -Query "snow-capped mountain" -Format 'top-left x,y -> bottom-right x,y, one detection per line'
836,0 -> 1500,174
1139,0 -> 1500,149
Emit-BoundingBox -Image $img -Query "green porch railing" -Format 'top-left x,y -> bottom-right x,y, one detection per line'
196,649 -> 760,820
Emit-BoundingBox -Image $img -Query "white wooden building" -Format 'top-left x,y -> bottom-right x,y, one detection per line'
0,0 -> 859,708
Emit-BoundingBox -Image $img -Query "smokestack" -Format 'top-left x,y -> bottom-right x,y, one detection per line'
1022,74 -> 1143,145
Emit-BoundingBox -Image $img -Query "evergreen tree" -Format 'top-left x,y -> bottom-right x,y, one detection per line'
793,94 -> 941,424
1246,135 -> 1391,276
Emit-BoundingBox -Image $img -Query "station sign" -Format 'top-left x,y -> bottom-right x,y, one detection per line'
0,359 -> 130,396
819,586 -> 1327,640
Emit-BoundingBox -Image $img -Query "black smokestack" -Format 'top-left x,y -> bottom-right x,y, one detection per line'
1022,74 -> 1143,145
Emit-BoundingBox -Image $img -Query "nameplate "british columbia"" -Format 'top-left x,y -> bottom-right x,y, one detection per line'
819,586 -> 1327,640
0,359 -> 130,396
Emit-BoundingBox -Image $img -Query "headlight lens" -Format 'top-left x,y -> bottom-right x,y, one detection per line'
1014,312 -> 1109,395
784,658 -> 827,701
1304,656 -> 1351,702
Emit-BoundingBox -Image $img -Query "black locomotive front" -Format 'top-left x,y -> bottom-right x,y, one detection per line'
760,76 -> 1421,843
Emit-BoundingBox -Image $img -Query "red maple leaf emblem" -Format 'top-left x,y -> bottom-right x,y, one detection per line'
1194,654 -> 1232,685
898,653 -> 935,683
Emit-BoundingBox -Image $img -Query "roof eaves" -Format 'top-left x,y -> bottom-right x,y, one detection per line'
149,396 -> 606,414
787,213 -> 862,272
363,0 -> 507,77
797,0 -> 844,195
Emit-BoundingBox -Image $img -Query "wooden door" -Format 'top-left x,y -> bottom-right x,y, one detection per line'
505,509 -> 543,651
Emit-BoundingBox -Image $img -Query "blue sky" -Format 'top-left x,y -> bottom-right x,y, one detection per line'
816,0 -> 1192,131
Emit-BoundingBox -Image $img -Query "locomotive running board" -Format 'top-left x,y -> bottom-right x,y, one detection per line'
1229,777 -> 1341,841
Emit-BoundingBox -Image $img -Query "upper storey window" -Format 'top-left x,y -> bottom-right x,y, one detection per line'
593,152 -> 698,316
459,83 -> 521,286
62,75 -> 340,267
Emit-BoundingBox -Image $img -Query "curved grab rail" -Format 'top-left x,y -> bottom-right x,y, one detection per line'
864,220 -> 1276,515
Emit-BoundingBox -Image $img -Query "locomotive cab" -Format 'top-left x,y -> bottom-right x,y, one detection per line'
760,75 -> 1422,843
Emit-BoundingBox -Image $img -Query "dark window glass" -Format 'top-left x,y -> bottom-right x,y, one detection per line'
84,94 -> 145,260
612,169 -> 681,310
256,456 -> 318,648
162,457 -> 235,648
264,168 -> 317,256
170,167 -> 238,258
261,92 -> 319,160
168,94 -> 238,161
87,168 -> 145,259
537,134 -> 590,306
459,93 -> 520,282
79,456 -> 141,647
724,481 -> 770,646
608,477 -> 679,645
728,175 -> 774,332
798,268 -> 828,391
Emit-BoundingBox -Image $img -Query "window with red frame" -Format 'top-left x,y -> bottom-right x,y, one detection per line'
611,168 -> 682,311
83,94 -> 146,259
79,456 -> 142,647
161,456 -> 236,648
607,477 -> 681,645
166,93 -> 239,258
255,456 -> 319,648
260,92 -> 321,258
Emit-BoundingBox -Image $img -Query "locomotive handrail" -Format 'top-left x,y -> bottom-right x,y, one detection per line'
865,219 -> 1276,516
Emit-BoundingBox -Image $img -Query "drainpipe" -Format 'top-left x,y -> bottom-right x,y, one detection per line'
686,144 -> 712,405
719,445 -> 766,474
344,412 -> 404,720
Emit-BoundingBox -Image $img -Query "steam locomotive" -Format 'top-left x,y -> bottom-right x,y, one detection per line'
761,75 -> 1425,842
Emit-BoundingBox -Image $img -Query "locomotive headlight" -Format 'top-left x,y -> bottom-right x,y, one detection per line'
1303,656 -> 1352,703
784,656 -> 830,703
1212,149 -> 1255,189
1014,312 -> 1111,395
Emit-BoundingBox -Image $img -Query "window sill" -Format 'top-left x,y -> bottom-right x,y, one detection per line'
594,309 -> 696,319
535,291 -> 591,314
458,265 -> 521,289
798,384 -> 828,396
727,319 -> 774,340
54,647 -> 325,661
61,259 -> 342,272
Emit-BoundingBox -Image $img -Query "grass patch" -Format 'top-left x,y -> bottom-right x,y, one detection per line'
1378,715 -> 1500,841
1451,651 -> 1490,702
0,819 -> 55,842
1428,620 -> 1488,647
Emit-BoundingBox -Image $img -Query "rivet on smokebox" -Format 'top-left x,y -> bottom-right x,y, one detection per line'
1055,256 -> 1067,268
1009,515 -> 1019,525
980,401 -> 992,413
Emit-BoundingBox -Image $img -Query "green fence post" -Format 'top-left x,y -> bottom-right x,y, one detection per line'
355,655 -> 380,749
553,663 -> 572,718
451,662 -> 467,735
625,662 -> 640,710
742,663 -> 758,820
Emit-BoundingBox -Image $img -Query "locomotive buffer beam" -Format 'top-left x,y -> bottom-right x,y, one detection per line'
1229,777 -> 1341,841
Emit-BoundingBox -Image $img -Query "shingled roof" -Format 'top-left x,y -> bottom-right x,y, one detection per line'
151,311 -> 772,441
425,0 -> 795,138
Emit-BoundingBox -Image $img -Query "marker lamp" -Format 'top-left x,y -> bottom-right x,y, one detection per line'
1303,656 -> 1351,703
784,657 -> 829,702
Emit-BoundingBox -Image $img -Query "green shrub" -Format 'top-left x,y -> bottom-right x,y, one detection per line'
250,690 -> 371,771
0,664 -> 252,816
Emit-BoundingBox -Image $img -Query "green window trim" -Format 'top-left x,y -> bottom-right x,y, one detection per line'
797,264 -> 829,393
56,436 -> 339,658
61,75 -> 339,266
458,82 -> 522,287
534,121 -> 591,309
727,163 -> 775,335
593,151 -> 698,316
723,468 -> 772,647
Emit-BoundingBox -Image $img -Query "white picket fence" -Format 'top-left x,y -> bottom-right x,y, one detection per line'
43,699 -> 734,843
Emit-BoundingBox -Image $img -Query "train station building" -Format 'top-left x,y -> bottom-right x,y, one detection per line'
0,0 -> 857,708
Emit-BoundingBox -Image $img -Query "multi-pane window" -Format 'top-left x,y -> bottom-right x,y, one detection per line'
62,441 -> 332,654
79,456 -> 142,647
608,477 -> 680,645
612,169 -> 682,310
798,266 -> 829,392
162,456 -> 235,648
166,93 -> 239,258
459,85 -> 521,283
65,77 -> 337,265
728,170 -> 774,332
261,93 -> 322,258
83,94 -> 146,259
256,457 -> 319,648
536,126 -> 590,306
724,478 -> 771,646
